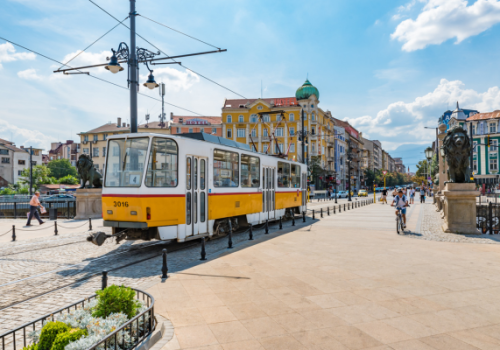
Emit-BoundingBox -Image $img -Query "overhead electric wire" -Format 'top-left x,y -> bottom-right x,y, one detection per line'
138,14 -> 220,50
0,36 -> 204,116
87,0 -> 247,99
57,16 -> 130,70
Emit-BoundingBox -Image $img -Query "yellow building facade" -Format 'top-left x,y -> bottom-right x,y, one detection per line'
221,80 -> 335,171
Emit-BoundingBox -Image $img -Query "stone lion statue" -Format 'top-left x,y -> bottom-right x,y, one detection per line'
441,126 -> 472,183
77,154 -> 102,189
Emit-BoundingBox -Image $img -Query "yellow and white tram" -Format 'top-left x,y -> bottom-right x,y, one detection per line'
99,132 -> 307,243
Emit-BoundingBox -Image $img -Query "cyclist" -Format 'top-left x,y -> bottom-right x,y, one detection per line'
391,188 -> 409,228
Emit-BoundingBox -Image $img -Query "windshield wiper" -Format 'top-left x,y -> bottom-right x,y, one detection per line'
122,151 -> 128,171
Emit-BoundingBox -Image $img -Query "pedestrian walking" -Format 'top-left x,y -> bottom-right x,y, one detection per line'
420,186 -> 426,204
409,187 -> 415,204
26,191 -> 45,226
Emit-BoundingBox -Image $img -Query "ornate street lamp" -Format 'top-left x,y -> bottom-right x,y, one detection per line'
425,147 -> 434,161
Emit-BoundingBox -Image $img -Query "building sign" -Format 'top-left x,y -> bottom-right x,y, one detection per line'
183,118 -> 211,125
273,98 -> 298,106
345,126 -> 359,139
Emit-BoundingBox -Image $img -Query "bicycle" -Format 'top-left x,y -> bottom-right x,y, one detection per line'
396,206 -> 409,234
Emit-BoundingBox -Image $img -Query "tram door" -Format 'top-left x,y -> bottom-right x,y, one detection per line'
262,167 -> 275,220
186,156 -> 208,237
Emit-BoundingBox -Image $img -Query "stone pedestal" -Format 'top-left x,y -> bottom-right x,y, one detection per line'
74,188 -> 102,219
442,183 -> 480,234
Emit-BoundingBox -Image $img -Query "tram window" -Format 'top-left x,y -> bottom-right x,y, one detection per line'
145,138 -> 178,187
186,158 -> 191,190
291,164 -> 301,188
194,158 -> 198,190
200,159 -> 206,190
186,192 -> 191,225
105,137 -> 149,187
200,192 -> 206,222
213,149 -> 239,187
241,154 -> 260,188
277,161 -> 290,187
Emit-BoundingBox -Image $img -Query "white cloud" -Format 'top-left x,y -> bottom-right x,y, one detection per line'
392,0 -> 500,51
0,118 -> 53,150
17,68 -> 43,81
140,67 -> 200,93
58,50 -> 112,73
346,78 -> 500,146
0,42 -> 36,69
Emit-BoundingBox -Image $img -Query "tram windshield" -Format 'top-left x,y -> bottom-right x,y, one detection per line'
105,137 -> 149,187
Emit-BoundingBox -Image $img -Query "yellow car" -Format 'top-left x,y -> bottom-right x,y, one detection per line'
358,189 -> 368,197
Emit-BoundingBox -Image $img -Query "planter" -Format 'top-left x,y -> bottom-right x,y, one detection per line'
0,288 -> 155,350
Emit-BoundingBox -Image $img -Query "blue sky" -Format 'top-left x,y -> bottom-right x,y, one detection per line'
2,0 -> 500,171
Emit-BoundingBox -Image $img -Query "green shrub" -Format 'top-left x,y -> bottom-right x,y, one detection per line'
50,328 -> 87,350
38,322 -> 70,350
92,285 -> 141,319
22,343 -> 38,350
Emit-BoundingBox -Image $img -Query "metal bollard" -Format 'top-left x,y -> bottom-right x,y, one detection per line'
54,221 -> 58,236
327,206 -> 330,216
279,216 -> 282,229
265,219 -> 269,234
292,216 -> 295,226
228,220 -> 233,248
489,202 -> 493,235
200,237 -> 207,260
89,218 -> 92,231
313,210 -> 315,220
334,206 -> 336,214
12,225 -> 16,242
102,270 -> 108,290
344,204 -> 346,211
249,224 -> 253,240
302,211 -> 306,222
162,249 -> 168,279
339,205 -> 341,213
321,208 -> 323,218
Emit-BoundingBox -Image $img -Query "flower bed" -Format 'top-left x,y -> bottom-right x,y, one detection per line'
1,285 -> 155,350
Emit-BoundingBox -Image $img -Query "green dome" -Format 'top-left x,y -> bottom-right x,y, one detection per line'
295,79 -> 319,100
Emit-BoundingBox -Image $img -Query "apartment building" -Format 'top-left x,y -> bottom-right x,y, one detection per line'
0,139 -> 43,185
48,140 -> 80,166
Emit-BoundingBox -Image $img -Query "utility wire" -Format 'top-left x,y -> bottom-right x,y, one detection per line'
87,0 -> 247,99
58,16 -> 130,70
0,36 -> 204,116
138,14 -> 220,50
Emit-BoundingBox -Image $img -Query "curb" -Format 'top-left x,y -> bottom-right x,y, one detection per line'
136,315 -> 174,350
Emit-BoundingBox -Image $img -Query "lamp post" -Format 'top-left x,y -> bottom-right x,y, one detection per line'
105,40 -> 160,133
425,146 -> 434,183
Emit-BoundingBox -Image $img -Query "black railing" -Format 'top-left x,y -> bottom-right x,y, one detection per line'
476,202 -> 500,234
0,200 -> 76,219
0,288 -> 155,350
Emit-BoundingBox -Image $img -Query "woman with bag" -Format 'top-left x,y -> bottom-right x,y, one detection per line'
26,191 -> 45,226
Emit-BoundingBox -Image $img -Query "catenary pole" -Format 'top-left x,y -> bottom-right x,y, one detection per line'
130,0 -> 138,133
301,108 -> 305,165
29,146 -> 33,196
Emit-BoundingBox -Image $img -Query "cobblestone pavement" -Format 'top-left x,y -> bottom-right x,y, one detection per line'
0,202 -> 378,337
405,200 -> 500,244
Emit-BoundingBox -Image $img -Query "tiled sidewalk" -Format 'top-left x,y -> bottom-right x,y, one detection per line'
147,202 -> 500,349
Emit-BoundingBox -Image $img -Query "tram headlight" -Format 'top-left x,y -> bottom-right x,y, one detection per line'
107,210 -> 113,214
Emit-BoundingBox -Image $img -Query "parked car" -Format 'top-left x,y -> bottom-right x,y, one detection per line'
43,194 -> 76,202
358,189 -> 368,197
336,190 -> 349,198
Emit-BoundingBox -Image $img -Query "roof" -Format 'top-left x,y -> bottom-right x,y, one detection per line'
223,98 -> 298,109
171,116 -> 221,124
466,110 -> 500,121
296,79 -> 320,100
80,123 -> 130,134
40,184 -> 80,189
138,121 -> 170,129
0,138 -> 26,152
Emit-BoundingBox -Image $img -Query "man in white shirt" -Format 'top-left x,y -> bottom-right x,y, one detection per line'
391,188 -> 409,228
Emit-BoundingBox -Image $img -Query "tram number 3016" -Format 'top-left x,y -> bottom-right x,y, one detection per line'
113,201 -> 129,208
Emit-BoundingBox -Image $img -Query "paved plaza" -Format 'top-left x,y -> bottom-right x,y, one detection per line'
2,198 -> 500,349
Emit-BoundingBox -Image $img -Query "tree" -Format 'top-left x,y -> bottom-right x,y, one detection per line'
18,165 -> 55,190
47,159 -> 78,179
58,175 -> 79,185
